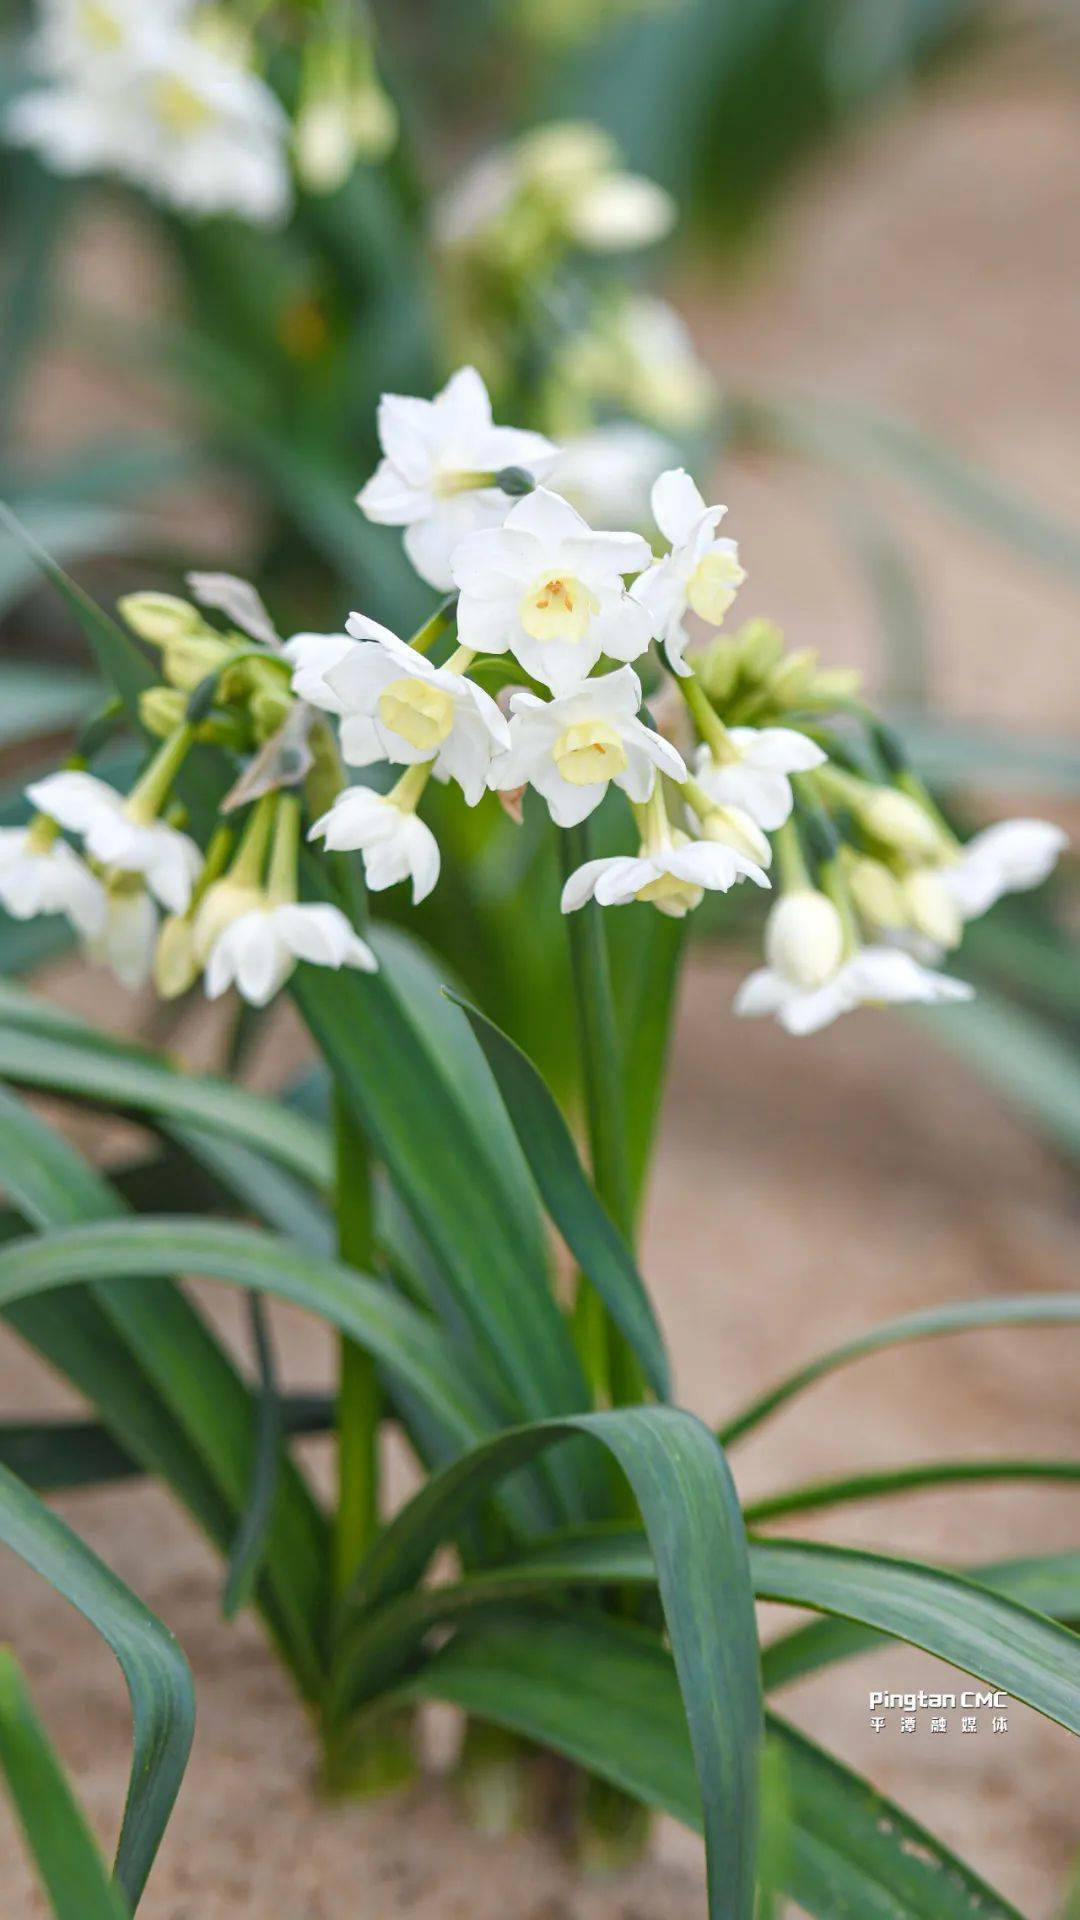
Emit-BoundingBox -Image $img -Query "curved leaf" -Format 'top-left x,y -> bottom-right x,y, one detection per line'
721,1292 -> 1080,1446
0,1652 -> 129,1920
337,1405 -> 762,1920
745,1456 -> 1080,1524
405,1612 -> 1023,1920
446,990 -> 670,1399
0,1464 -> 194,1905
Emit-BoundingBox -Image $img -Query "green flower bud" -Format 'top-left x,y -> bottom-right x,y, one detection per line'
805,665 -> 862,706
162,634 -> 235,693
118,592 -> 204,648
698,636 -> 740,704
737,618 -> 784,682
901,869 -> 963,949
861,788 -> 945,861
766,647 -> 819,707
139,686 -> 187,739
153,914 -> 200,999
846,855 -> 907,931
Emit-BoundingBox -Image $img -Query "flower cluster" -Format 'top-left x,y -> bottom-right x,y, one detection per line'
1,369 -> 1066,1032
3,0 -> 397,221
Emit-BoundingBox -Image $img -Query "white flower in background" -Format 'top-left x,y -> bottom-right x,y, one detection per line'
693,728 -> 826,832
632,468 -> 745,674
310,785 -> 440,903
734,890 -> 973,1035
320,616 -> 510,804
562,836 -> 768,918
357,366 -> 558,591
25,0 -> 185,74
610,296 -> 714,428
491,667 -> 684,827
940,818 -> 1067,922
283,630 -> 357,712
0,826 -> 106,936
204,901 -> 377,1007
26,771 -> 201,914
84,882 -> 160,990
435,121 -> 674,256
452,487 -> 653,695
7,15 -> 291,225
549,423 -> 678,530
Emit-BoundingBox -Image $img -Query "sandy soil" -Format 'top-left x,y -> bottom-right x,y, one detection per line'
2,58 -> 1079,1920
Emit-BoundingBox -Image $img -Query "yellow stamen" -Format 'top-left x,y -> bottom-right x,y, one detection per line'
377,677 -> 455,751
552,721 -> 628,787
635,871 -> 702,918
519,574 -> 599,644
153,76 -> 213,137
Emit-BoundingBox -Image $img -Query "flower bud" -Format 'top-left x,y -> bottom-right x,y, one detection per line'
250,686 -> 293,742
699,805 -> 771,868
698,636 -> 740,704
901,869 -> 963,949
153,914 -> 200,999
192,879 -> 263,963
118,592 -> 205,648
737,618 -> 784,682
766,647 -> 818,707
805,666 -> 862,705
861,788 -> 944,861
162,634 -> 234,693
846,856 -> 907,931
139,686 -> 187,738
765,888 -> 845,990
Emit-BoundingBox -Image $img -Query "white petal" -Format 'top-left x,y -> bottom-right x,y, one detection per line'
779,981 -> 851,1035
187,572 -> 279,647
650,468 -> 709,548
728,726 -> 826,773
560,530 -> 653,580
568,174 -> 675,251
560,858 -> 612,913
284,631 -> 356,711
733,967 -> 788,1018
501,486 -> 591,547
357,459 -> 427,525
26,770 -> 121,834
946,818 -> 1068,919
404,816 -> 441,903
593,857 -> 656,905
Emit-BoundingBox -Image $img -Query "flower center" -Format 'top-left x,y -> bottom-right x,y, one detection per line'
153,76 -> 214,137
686,549 -> 744,625
377,677 -> 455,751
519,574 -> 599,644
79,1 -> 124,49
552,721 -> 628,787
635,870 -> 702,918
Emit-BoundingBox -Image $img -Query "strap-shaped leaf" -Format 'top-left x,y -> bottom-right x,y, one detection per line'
0,1465 -> 194,1905
446,990 -> 670,1399
337,1406 -> 762,1920
0,1085 -> 329,1696
0,501 -> 154,710
0,1651 -> 129,1920
0,1399 -> 334,1493
721,1292 -> 1080,1445
746,1456 -> 1080,1524
404,1611 -> 1023,1920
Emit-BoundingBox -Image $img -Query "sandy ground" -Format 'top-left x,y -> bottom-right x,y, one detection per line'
2,57 -> 1079,1920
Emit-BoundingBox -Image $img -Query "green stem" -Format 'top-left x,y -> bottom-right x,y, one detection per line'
680,673 -> 737,762
409,593 -> 458,656
332,1090 -> 379,1598
559,822 -> 641,1407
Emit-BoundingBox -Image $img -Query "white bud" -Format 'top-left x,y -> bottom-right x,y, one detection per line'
847,856 -> 906,931
861,789 -> 944,861
699,805 -> 771,868
765,889 -> 845,990
153,914 -> 199,999
901,869 -> 963,949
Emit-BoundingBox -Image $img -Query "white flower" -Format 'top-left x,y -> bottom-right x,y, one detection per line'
940,819 -> 1068,922
693,728 -> 826,832
323,616 -> 510,805
562,836 -> 769,919
84,884 -> 160,990
631,468 -> 745,674
491,667 -> 685,828
7,19 -> 291,225
0,827 -> 106,937
310,787 -> 440,903
25,0 -> 184,75
204,901 -> 377,1007
357,367 -> 558,591
452,488 -> 654,696
548,424 -> 678,530
26,771 -> 201,914
735,939 -> 973,1037
283,630 -> 357,713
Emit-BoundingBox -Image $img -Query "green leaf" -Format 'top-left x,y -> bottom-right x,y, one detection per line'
337,1406 -> 762,1920
222,1293 -> 282,1620
887,713 -> 1080,797
720,1291 -> 1080,1446
746,1455 -> 1080,1523
406,1612 -> 1023,1920
763,1549 -> 1080,1692
0,1398 -> 335,1493
612,907 -> 686,1211
446,990 -> 670,1400
0,1464 -> 194,1906
0,1651 -> 129,1920
0,501 -> 154,712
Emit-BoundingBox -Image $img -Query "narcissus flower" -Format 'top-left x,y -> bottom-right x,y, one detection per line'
562,836 -> 768,918
84,880 -> 160,989
452,487 -> 653,695
310,780 -> 440,903
324,616 -> 509,805
631,468 -> 745,674
491,667 -> 685,827
693,727 -> 825,832
735,923 -> 973,1035
357,366 -> 558,590
940,818 -> 1067,921
0,824 -> 105,937
204,902 -> 376,1006
435,121 -> 673,257
26,769 -> 201,914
